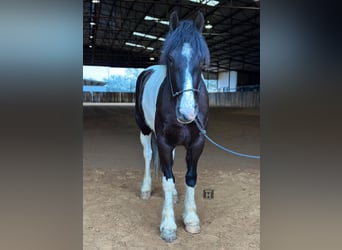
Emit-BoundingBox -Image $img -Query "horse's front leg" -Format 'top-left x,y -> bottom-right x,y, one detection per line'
158,140 -> 177,242
183,137 -> 204,234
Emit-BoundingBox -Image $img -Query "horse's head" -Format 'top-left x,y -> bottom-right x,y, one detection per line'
161,11 -> 210,124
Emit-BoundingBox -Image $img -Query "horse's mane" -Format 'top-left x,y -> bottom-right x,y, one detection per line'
159,20 -> 210,68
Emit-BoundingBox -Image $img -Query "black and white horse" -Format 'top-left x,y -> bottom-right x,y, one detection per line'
135,11 -> 210,242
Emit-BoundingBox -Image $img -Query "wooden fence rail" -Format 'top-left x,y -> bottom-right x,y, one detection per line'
83,91 -> 260,108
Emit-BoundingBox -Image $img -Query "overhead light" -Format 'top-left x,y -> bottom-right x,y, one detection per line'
133,32 -> 166,42
205,21 -> 213,29
150,57 -> 155,61
144,15 -> 169,26
133,32 -> 157,40
144,16 -> 159,21
125,42 -> 154,51
189,0 -> 219,7
89,35 -> 93,39
125,42 -> 135,47
89,45 -> 92,48
125,42 -> 144,48
159,20 -> 169,25
90,22 -> 96,26
92,0 -> 100,3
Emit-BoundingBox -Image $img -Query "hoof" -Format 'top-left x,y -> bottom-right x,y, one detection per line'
185,223 -> 201,234
140,191 -> 151,200
161,229 -> 177,242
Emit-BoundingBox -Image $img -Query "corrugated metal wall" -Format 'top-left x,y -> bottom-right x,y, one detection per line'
208,92 -> 260,107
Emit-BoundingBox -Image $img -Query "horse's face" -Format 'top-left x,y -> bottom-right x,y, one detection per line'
162,11 -> 209,124
168,42 -> 203,124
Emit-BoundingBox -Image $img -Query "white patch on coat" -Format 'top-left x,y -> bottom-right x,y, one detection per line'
141,65 -> 167,132
160,176 -> 177,232
179,43 -> 196,120
140,132 -> 152,195
183,184 -> 200,226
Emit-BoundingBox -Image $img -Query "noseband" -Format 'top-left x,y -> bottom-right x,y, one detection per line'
168,65 -> 202,97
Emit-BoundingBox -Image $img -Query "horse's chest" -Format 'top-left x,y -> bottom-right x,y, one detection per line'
164,125 -> 193,145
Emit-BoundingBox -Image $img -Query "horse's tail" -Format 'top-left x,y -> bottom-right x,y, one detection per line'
151,132 -> 160,177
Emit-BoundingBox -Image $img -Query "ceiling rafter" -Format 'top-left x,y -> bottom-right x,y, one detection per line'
83,0 -> 260,73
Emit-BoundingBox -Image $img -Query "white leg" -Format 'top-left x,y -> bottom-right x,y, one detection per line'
160,176 -> 177,242
172,187 -> 178,204
140,133 -> 152,199
171,149 -> 178,204
183,185 -> 200,233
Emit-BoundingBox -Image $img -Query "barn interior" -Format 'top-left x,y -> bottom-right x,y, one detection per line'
83,1 -> 260,249
83,0 -> 260,85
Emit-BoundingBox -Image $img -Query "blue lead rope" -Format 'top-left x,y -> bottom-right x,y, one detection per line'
194,118 -> 261,159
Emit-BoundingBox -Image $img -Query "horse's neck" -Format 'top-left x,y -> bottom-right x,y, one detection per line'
146,65 -> 167,81
140,65 -> 167,132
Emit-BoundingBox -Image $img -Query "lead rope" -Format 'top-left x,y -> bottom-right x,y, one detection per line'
194,118 -> 261,159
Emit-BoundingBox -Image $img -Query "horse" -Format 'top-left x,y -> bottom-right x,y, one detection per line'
135,11 -> 210,242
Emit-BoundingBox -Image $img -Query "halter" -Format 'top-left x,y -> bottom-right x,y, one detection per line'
167,65 -> 202,97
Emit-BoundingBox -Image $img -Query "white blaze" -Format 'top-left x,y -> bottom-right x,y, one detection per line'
179,43 -> 196,120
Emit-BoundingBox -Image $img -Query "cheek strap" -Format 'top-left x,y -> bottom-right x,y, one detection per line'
168,66 -> 202,97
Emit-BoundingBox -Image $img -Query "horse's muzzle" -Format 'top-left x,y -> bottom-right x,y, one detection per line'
176,106 -> 198,124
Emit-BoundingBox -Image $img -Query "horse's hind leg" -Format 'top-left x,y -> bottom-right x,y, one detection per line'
140,132 -> 152,199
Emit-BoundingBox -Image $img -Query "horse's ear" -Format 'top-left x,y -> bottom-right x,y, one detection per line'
169,11 -> 179,31
194,11 -> 204,32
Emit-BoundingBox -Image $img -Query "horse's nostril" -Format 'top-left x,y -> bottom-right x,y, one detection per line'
176,107 -> 197,124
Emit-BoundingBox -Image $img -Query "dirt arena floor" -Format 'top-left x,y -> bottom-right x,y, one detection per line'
83,104 -> 260,249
